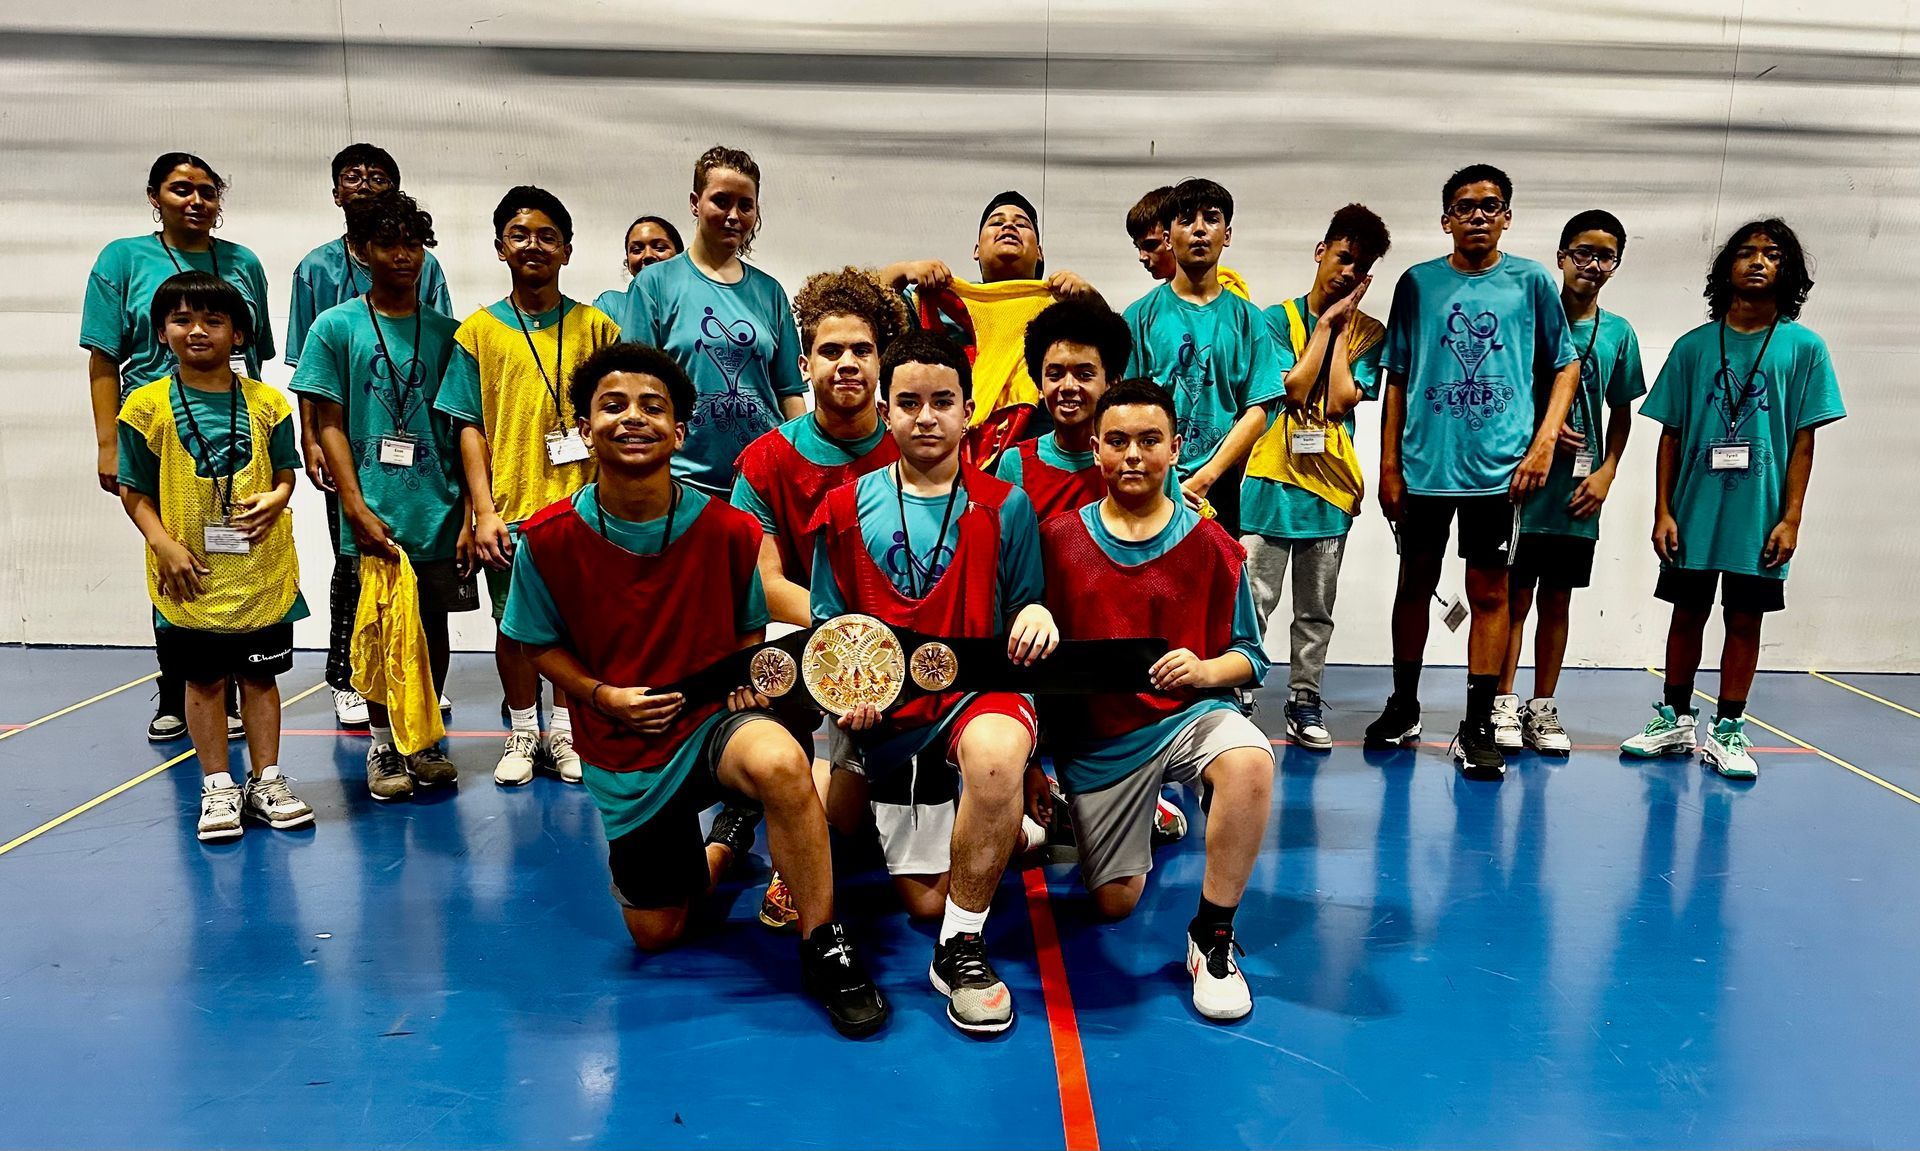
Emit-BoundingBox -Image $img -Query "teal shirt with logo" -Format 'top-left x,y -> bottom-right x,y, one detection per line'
1639,319 -> 1844,579
285,237 -> 453,366
82,235 -> 275,397
1520,309 -> 1648,541
288,299 -> 464,560
1123,283 -> 1286,481
611,254 -> 806,495
1381,254 -> 1575,496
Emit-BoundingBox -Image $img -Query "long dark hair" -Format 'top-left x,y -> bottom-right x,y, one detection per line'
1707,218 -> 1813,320
147,152 -> 225,195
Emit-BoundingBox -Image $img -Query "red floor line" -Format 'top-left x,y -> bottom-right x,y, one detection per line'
1021,866 -> 1100,1151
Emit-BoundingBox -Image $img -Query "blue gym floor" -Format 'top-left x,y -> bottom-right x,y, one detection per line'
3,648 -> 1918,1149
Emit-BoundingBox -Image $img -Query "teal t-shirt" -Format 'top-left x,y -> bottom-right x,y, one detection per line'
1123,283 -> 1286,481
115,379 -> 309,628
1639,319 -> 1844,579
994,431 -> 1091,488
500,483 -> 769,840
611,254 -> 806,495
82,235 -> 275,397
1381,254 -> 1575,496
1520,309 -> 1648,541
1239,296 -> 1384,540
285,237 -> 453,366
288,299 -> 464,560
729,413 -> 889,533
1052,502 -> 1269,795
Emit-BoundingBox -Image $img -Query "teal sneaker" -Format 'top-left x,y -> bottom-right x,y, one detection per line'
1620,703 -> 1698,759
1702,716 -> 1758,780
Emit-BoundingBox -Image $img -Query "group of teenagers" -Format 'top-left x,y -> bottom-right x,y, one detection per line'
82,141 -> 1844,1038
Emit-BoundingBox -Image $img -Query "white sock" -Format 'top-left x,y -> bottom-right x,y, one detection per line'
1020,814 -> 1047,853
1528,696 -> 1554,712
508,705 -> 539,734
203,771 -> 235,791
258,764 -> 283,781
549,706 -> 572,737
939,897 -> 989,945
369,725 -> 394,751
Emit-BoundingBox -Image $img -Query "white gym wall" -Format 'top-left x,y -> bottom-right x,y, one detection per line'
2,1 -> 1915,670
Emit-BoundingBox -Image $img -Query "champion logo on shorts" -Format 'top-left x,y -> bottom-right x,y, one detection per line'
248,649 -> 294,664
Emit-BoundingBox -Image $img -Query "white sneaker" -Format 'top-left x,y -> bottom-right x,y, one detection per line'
439,693 -> 453,716
244,774 -> 315,829
1020,814 -> 1047,854
1702,716 -> 1758,780
546,730 -> 583,784
495,729 -> 539,786
198,784 -> 244,842
1491,693 -> 1523,751
333,688 -> 369,727
1186,928 -> 1252,1021
1620,703 -> 1698,758
1521,699 -> 1573,756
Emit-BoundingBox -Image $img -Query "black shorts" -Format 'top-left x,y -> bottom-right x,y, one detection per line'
1512,532 -> 1597,590
605,710 -> 769,911
413,558 -> 480,615
1397,493 -> 1519,570
156,622 -> 295,685
1655,568 -> 1786,614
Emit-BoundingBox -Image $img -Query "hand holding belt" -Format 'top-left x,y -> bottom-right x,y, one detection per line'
663,613 -> 1169,717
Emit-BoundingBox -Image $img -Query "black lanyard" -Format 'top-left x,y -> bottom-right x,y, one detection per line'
157,233 -> 222,280
893,464 -> 963,598
1718,315 -> 1780,437
174,373 -> 242,521
592,481 -> 680,558
1570,309 -> 1604,437
364,296 -> 425,431
510,298 -> 567,426
341,238 -> 366,300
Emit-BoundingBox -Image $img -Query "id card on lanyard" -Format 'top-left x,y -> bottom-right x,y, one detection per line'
1569,313 -> 1601,480
511,298 -> 582,468
1712,316 -> 1778,477
176,373 -> 251,555
365,297 -> 426,469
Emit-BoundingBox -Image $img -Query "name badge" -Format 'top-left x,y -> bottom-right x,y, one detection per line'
545,429 -> 589,466
228,353 -> 249,377
1709,440 -> 1751,473
203,522 -> 251,555
1439,593 -> 1469,633
1290,428 -> 1327,456
378,434 -> 417,468
1571,452 -> 1595,478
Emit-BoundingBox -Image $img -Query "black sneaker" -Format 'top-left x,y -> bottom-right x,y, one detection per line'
705,804 -> 763,875
800,922 -> 889,1038
147,679 -> 186,743
1452,719 -> 1507,780
930,931 -> 1014,1035
1363,694 -> 1421,748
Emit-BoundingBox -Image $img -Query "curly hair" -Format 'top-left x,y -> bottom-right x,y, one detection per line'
1707,218 -> 1813,321
792,266 -> 911,353
1324,203 -> 1391,263
345,189 -> 437,249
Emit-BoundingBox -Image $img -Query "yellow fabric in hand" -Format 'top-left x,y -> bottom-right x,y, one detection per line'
351,548 -> 444,756
1245,299 -> 1384,517
946,278 -> 1056,425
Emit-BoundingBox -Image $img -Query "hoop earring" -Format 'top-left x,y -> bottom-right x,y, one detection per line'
152,207 -> 162,223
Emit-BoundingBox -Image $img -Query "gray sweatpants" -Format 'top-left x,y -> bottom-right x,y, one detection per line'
1240,534 -> 1347,696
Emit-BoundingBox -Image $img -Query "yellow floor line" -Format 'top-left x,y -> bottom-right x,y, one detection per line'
1810,670 -> 1920,722
0,671 -> 158,743
1643,667 -> 1920,807
0,681 -> 327,859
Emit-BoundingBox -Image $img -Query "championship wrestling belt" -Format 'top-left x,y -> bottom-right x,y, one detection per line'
664,613 -> 1169,717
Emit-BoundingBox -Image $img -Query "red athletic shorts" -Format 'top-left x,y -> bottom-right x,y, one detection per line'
936,692 -> 1039,768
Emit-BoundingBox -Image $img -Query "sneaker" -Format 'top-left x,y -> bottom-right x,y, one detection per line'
1451,720 -> 1507,781
333,688 -> 370,727
706,804 -> 763,875
1152,793 -> 1188,848
408,744 -> 459,786
759,871 -> 799,930
1620,703 -> 1699,759
244,774 -> 315,829
1702,716 -> 1758,780
1491,693 -> 1523,751
1363,695 -> 1421,748
1186,925 -> 1252,1021
930,932 -> 1014,1035
439,693 -> 452,717
1522,699 -> 1572,756
197,784 -> 244,842
494,729 -> 539,786
801,922 -> 890,1038
367,744 -> 414,801
1285,692 -> 1333,751
147,685 -> 186,743
545,729 -> 582,784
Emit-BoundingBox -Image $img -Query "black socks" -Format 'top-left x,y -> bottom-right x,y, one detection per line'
1467,673 -> 1498,726
1664,679 -> 1696,714
1190,897 -> 1237,943
1392,660 -> 1423,706
1716,698 -> 1747,722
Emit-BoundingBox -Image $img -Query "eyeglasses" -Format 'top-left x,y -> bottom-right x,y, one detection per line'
1445,197 -> 1508,220
1563,247 -> 1620,271
339,169 -> 393,191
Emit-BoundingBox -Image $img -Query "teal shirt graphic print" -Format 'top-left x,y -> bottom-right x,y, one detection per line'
1123,284 -> 1285,481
